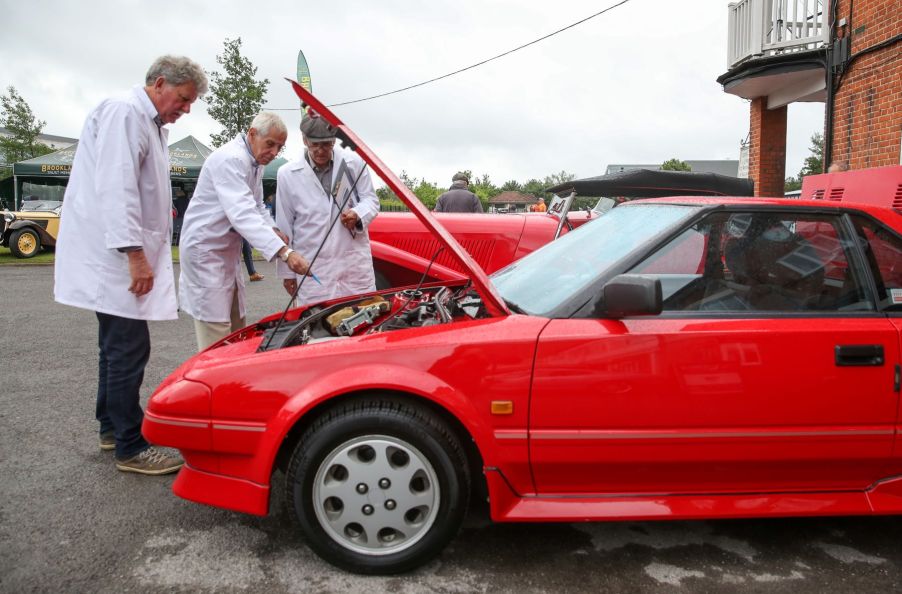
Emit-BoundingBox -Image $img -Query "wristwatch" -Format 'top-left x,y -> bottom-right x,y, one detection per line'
280,248 -> 294,262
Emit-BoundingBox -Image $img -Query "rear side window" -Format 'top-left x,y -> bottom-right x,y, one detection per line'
850,216 -> 902,311
629,211 -> 875,313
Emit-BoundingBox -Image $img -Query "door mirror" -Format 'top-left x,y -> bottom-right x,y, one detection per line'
597,274 -> 663,318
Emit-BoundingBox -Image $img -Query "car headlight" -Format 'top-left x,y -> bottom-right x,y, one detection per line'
3,212 -> 13,223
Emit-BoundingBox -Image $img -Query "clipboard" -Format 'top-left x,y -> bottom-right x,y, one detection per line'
330,159 -> 362,238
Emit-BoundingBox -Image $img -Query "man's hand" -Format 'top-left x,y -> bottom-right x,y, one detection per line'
283,278 -> 298,296
273,227 -> 289,244
285,251 -> 310,276
127,250 -> 154,296
340,209 -> 359,230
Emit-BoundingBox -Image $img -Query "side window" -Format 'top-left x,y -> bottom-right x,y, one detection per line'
629,211 -> 874,313
850,216 -> 902,311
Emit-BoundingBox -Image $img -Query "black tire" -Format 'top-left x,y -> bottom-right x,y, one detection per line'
9,228 -> 41,258
286,398 -> 470,574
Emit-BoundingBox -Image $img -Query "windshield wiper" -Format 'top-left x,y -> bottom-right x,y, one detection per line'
505,300 -> 527,314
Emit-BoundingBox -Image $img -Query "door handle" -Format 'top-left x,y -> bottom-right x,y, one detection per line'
835,344 -> 884,366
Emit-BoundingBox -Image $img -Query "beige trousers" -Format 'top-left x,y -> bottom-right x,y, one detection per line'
193,288 -> 246,351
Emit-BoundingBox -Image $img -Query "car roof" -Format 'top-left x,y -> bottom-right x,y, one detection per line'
624,195 -> 901,215
546,169 -> 754,197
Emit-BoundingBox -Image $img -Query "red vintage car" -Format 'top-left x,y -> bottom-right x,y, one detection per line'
144,84 -> 902,574
369,168 -> 755,288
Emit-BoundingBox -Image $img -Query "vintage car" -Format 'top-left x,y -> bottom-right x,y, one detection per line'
369,168 -> 754,288
143,85 -> 902,574
1,200 -> 62,258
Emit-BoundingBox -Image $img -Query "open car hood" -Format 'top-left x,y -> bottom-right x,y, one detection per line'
288,79 -> 509,316
546,168 -> 754,198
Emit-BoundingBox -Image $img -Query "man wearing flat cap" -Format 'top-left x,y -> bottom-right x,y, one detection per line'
434,172 -> 483,213
275,111 -> 380,304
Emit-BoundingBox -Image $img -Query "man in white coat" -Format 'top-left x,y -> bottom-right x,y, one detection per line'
179,112 -> 310,351
54,55 -> 207,475
276,113 -> 380,304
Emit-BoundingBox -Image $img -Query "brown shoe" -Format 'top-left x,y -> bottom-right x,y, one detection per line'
99,432 -> 115,451
249,273 -> 265,282
115,446 -> 183,475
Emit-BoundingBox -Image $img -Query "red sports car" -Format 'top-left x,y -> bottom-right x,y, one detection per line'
144,85 -> 902,574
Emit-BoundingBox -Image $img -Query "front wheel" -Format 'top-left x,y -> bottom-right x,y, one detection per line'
286,399 -> 470,574
10,228 -> 41,258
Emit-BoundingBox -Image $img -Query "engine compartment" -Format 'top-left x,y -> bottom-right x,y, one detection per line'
257,285 -> 486,351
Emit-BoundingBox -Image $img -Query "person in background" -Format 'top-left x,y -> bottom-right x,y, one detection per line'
828,161 -> 849,173
179,112 -> 309,351
434,172 -> 483,213
242,239 -> 264,282
532,197 -> 547,212
54,55 -> 207,475
264,193 -> 276,216
276,111 -> 380,304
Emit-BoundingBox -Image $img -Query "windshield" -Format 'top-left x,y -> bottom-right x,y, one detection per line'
20,200 -> 63,212
491,203 -> 701,314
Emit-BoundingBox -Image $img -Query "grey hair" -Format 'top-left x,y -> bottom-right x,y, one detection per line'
249,112 -> 287,136
145,55 -> 209,95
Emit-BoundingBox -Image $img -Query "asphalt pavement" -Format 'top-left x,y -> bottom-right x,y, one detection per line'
2,261 -> 902,593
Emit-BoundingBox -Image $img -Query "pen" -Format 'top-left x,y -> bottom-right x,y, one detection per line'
309,272 -> 322,285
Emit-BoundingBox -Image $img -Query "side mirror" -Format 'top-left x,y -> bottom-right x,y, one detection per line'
597,274 -> 663,318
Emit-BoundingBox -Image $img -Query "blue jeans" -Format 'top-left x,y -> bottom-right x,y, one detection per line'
242,239 -> 257,275
95,312 -> 150,459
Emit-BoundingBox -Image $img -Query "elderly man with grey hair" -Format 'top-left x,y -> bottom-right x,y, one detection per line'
179,112 -> 310,351
55,55 -> 207,475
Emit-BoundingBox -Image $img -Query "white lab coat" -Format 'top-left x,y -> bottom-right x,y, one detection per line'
276,146 -> 380,304
54,87 -> 177,321
178,135 -> 284,323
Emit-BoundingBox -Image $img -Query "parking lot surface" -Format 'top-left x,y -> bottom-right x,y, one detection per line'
2,262 -> 902,593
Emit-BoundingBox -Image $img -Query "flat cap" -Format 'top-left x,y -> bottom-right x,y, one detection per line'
300,114 -> 337,141
452,172 -> 469,183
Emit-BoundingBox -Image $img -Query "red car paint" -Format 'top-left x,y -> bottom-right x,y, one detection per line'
801,164 -> 902,207
369,211 -> 575,286
144,85 -> 902,572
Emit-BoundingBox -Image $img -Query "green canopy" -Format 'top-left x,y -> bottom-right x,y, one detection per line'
11,135 -> 214,181
10,137 -> 283,209
11,136 -> 215,208
168,135 -> 212,179
263,156 -> 287,181
13,142 -> 78,177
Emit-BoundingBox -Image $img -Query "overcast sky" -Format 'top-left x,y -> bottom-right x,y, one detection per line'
2,0 -> 824,188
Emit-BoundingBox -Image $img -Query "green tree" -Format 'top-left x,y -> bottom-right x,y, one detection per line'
543,170 -> 576,188
661,158 -> 691,171
798,132 -> 824,177
206,37 -> 269,148
469,173 -> 498,209
784,176 -> 802,192
521,178 -> 548,198
500,179 -> 522,192
413,179 -> 442,208
0,86 -> 53,167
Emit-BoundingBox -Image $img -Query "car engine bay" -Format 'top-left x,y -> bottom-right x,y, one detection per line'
257,285 -> 485,351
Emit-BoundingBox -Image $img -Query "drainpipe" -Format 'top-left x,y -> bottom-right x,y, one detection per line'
823,0 -> 841,171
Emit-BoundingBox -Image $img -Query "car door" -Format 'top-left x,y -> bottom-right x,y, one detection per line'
529,208 -> 900,496
847,213 -> 902,468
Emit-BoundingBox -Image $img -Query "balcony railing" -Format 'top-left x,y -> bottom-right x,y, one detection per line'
727,0 -> 829,68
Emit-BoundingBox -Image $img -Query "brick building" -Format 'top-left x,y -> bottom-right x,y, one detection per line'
717,0 -> 900,196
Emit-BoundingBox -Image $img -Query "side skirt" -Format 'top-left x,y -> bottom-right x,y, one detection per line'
484,469 -> 902,523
